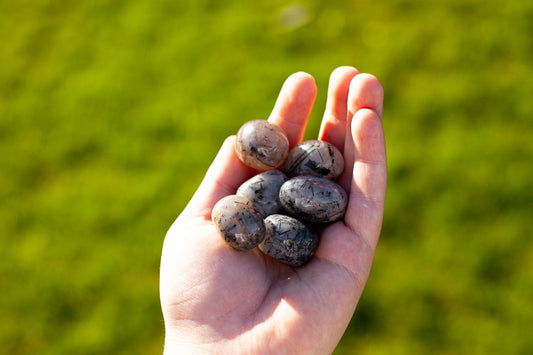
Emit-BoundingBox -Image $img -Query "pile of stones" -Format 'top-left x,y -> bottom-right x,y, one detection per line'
211,120 -> 347,267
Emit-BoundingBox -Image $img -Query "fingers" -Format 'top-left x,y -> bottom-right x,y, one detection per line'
347,73 -> 384,119
316,72 -> 386,267
268,72 -> 317,146
339,73 -> 385,191
344,108 -> 387,251
318,66 -> 359,152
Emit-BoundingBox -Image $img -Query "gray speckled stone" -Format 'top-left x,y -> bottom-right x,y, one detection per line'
283,140 -> 344,180
235,120 -> 290,170
236,170 -> 288,218
211,195 -> 266,250
279,176 -> 347,224
259,214 -> 318,267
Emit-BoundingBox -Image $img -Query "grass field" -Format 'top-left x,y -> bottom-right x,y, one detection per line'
1,0 -> 532,354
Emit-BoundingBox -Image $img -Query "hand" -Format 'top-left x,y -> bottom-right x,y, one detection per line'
160,66 -> 387,355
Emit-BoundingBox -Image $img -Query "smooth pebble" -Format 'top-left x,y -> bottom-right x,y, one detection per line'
259,214 -> 319,267
283,140 -> 344,180
211,195 -> 266,250
236,170 -> 288,217
279,176 -> 348,224
235,120 -> 289,170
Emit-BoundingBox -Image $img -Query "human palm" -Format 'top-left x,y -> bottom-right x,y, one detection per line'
160,67 -> 387,355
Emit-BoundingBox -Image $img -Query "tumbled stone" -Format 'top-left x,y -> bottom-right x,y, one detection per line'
279,176 -> 347,224
211,195 -> 266,250
259,214 -> 319,267
235,120 -> 290,170
236,170 -> 288,218
283,140 -> 344,180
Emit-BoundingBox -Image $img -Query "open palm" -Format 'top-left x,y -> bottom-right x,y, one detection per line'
160,67 -> 387,355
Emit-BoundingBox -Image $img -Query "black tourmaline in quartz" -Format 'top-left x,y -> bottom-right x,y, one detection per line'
259,214 -> 319,267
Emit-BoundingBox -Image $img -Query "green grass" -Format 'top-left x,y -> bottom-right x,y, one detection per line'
1,0 -> 532,354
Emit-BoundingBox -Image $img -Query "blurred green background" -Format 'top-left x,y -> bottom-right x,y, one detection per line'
1,0 -> 531,354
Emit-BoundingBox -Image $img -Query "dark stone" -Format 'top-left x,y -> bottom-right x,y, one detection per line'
279,176 -> 347,223
211,195 -> 266,250
259,214 -> 319,267
283,140 -> 344,180
236,170 -> 288,217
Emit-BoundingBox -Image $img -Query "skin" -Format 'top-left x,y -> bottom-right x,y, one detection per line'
160,66 -> 387,354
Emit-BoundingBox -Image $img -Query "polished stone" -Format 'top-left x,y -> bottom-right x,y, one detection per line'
211,195 -> 266,250
259,214 -> 318,267
236,170 -> 288,218
279,176 -> 347,223
235,120 -> 289,170
283,140 -> 344,180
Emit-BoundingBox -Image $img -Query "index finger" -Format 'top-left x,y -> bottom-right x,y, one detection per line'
268,72 -> 317,146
